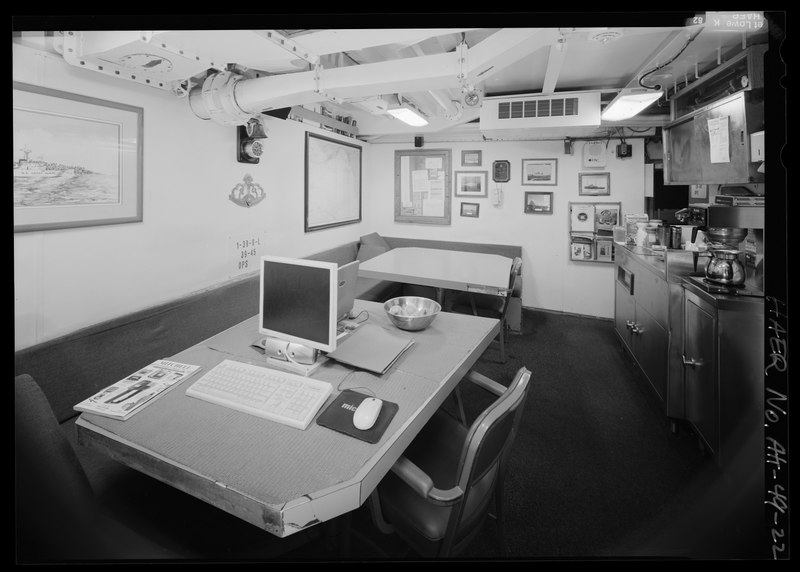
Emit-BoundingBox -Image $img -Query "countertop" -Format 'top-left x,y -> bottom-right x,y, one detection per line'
615,242 -> 704,283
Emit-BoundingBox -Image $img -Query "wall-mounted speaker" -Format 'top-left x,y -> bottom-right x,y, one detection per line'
414,136 -> 424,148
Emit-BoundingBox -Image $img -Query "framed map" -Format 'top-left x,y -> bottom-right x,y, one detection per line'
304,132 -> 362,232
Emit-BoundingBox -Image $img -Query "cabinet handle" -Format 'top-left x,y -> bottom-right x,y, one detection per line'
682,355 -> 704,368
631,324 -> 643,335
626,320 -> 635,330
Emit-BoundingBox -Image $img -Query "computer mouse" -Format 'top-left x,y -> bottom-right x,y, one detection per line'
353,397 -> 383,430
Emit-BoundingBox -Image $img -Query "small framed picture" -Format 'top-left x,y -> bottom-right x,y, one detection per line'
690,184 -> 708,199
524,191 -> 553,214
460,202 -> 480,218
454,170 -> 488,197
578,172 -> 611,196
492,160 -> 510,182
461,150 -> 482,166
522,158 -> 557,185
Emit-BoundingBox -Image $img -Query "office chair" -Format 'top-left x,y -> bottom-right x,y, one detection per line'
15,374 -> 321,562
448,257 -> 522,363
14,374 -> 178,562
367,366 -> 532,558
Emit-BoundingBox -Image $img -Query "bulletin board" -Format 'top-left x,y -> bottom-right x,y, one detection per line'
394,149 -> 452,225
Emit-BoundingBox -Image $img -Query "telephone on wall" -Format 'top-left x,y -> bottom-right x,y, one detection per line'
491,186 -> 503,207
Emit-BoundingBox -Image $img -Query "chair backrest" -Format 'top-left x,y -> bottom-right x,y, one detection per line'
443,366 -> 532,555
508,256 -> 522,291
15,374 -> 99,560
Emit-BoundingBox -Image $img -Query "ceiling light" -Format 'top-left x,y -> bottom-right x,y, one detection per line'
386,102 -> 429,126
601,88 -> 663,121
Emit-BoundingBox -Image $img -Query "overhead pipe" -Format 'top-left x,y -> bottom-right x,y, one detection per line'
188,51 -> 461,125
188,28 -> 552,126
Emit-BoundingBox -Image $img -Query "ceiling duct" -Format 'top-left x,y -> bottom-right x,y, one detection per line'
479,91 -> 602,138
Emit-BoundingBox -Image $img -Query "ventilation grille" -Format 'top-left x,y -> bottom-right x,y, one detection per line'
497,97 -> 579,120
480,91 -> 601,133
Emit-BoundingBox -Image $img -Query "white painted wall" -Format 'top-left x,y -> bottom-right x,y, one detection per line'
365,139 -> 648,318
13,41 -> 650,351
13,43 -> 372,350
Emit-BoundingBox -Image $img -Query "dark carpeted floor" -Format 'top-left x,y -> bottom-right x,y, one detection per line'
280,308 -> 769,562
56,308 -> 767,563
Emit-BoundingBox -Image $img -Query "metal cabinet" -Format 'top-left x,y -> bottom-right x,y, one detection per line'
614,252 -> 669,407
663,91 -> 764,185
682,285 -> 764,472
683,291 -> 718,454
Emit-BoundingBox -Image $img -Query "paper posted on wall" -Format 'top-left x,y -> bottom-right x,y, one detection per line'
74,360 -> 201,421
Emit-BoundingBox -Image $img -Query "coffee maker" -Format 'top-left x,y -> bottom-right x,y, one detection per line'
675,204 -> 764,293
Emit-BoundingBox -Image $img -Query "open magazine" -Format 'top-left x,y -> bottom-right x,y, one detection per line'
74,359 -> 201,421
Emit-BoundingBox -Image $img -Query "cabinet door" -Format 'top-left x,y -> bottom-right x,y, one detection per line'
632,305 -> 668,404
614,280 -> 635,350
694,95 -> 750,183
663,116 -> 702,184
684,296 -> 718,454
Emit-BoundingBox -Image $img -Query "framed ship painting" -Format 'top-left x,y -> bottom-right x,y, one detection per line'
13,82 -> 143,232
521,158 -> 557,185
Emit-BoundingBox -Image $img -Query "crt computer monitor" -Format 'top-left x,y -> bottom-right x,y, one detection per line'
259,256 -> 340,353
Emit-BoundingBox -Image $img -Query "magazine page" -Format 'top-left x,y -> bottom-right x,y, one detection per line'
74,359 -> 201,420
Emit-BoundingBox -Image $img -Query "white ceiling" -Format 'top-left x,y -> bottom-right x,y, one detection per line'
16,19 -> 770,142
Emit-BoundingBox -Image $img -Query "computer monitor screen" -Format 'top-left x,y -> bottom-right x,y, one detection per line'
259,256 -> 338,353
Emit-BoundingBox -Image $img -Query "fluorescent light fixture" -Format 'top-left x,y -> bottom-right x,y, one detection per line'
386,103 -> 429,126
601,88 -> 663,121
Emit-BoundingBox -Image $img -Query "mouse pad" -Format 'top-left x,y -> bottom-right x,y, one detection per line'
316,390 -> 398,444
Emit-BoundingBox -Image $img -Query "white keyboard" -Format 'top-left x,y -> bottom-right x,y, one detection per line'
186,359 -> 333,430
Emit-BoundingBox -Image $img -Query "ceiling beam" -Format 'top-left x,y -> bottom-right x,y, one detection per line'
463,28 -> 560,87
541,39 -> 567,95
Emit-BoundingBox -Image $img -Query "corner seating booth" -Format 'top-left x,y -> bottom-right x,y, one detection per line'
14,232 -> 522,561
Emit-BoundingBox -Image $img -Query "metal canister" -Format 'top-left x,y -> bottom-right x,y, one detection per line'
669,226 -> 682,249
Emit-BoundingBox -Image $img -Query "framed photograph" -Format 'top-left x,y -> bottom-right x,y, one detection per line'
305,132 -> 362,232
13,82 -> 143,232
524,191 -> 553,214
454,170 -> 488,198
690,184 -> 708,199
461,150 -> 482,166
579,172 -> 611,196
522,158 -> 557,185
460,202 -> 480,218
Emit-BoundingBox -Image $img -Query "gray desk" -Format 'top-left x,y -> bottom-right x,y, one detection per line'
358,247 -> 514,302
75,299 -> 499,538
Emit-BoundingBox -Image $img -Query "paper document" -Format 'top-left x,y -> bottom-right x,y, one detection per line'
326,324 -> 414,374
74,360 -> 201,420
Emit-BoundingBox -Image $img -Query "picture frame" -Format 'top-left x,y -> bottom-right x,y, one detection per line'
394,148 -> 452,225
13,82 -> 143,232
454,170 -> 488,197
578,172 -> 611,196
305,131 -> 362,232
461,150 -> 482,166
524,191 -> 553,214
492,159 -> 510,182
522,158 -> 557,185
460,202 -> 480,218
690,184 -> 708,199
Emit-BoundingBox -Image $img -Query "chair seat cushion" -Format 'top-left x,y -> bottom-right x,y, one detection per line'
377,411 -> 467,545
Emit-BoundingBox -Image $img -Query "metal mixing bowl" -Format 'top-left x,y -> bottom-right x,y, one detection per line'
384,296 -> 441,331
